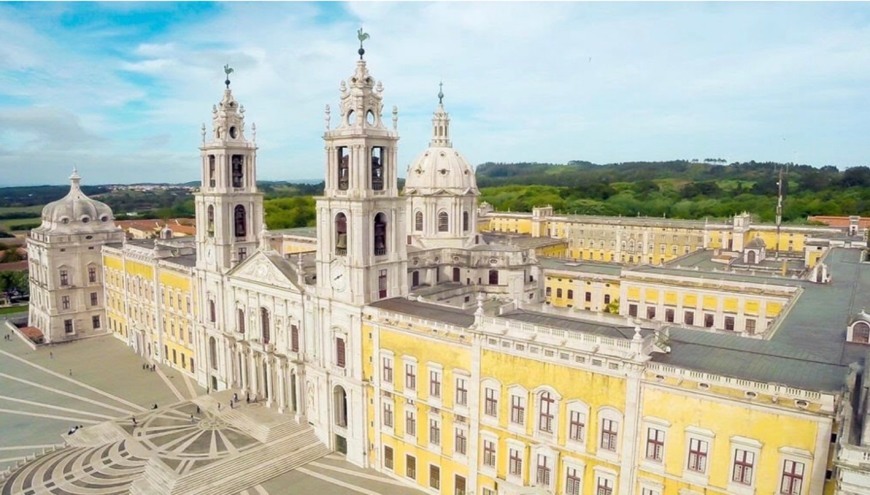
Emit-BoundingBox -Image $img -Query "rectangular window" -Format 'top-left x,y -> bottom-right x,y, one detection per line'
405,363 -> 416,391
382,357 -> 393,383
384,446 -> 393,470
780,459 -> 804,495
704,313 -> 714,328
454,428 -> 467,455
382,402 -> 393,428
569,410 -> 585,441
601,418 -> 618,451
566,467 -> 582,495
685,311 -> 694,326
60,269 -> 69,286
64,319 -> 73,334
483,439 -> 496,467
429,370 -> 441,398
429,464 -> 440,490
509,447 -> 523,476
378,269 -> 387,298
585,291 -> 592,302
629,304 -> 638,317
646,428 -> 665,461
92,315 -> 101,329
405,410 -> 416,436
335,338 -> 346,368
665,308 -> 674,322
536,454 -> 551,486
567,289 -> 574,299
406,455 -> 416,479
291,325 -> 299,352
725,316 -> 735,331
604,294 -> 611,304
647,306 -> 656,319
545,287 -> 552,297
429,418 -> 441,446
61,295 -> 70,310
687,437 -> 708,473
596,477 -> 613,495
456,377 -> 468,406
484,388 -> 498,417
510,395 -> 525,425
556,288 -> 563,298
538,393 -> 555,433
732,449 -> 755,485
88,266 -> 97,283
745,318 -> 756,335
455,475 -> 466,495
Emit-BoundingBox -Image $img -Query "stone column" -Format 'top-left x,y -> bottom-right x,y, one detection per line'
277,360 -> 287,413
249,350 -> 259,400
266,356 -> 275,408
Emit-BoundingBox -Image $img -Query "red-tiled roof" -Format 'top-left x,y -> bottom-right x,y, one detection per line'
808,216 -> 870,229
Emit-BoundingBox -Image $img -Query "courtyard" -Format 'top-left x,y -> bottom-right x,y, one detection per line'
0,328 -> 424,495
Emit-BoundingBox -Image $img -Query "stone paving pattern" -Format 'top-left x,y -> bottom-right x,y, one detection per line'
0,331 -> 426,494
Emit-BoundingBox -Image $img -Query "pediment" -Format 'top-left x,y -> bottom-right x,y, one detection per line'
228,250 -> 299,292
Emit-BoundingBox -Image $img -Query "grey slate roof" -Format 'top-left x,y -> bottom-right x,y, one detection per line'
369,298 -> 476,328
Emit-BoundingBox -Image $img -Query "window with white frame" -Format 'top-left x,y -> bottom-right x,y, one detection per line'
382,401 -> 393,428
508,445 -> 523,477
727,436 -> 763,494
454,427 -> 467,456
405,410 -> 416,437
484,386 -> 499,418
646,427 -> 665,462
404,361 -> 416,391
510,390 -> 526,426
596,475 -> 614,495
688,437 -> 709,473
780,459 -> 805,495
455,375 -> 468,407
732,448 -> 755,485
537,390 -> 557,434
535,453 -> 552,488
568,408 -> 586,443
482,438 -> 497,468
601,418 -> 619,452
565,464 -> 583,495
429,416 -> 441,446
429,368 -> 441,399
382,356 -> 393,384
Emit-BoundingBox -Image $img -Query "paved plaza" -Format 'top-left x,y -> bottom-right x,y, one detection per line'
0,329 -> 425,495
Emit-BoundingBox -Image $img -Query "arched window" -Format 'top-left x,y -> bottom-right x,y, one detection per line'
371,147 -> 384,190
208,155 -> 216,188
854,322 -> 870,343
415,211 -> 423,231
335,213 -> 348,255
208,299 -> 216,323
237,308 -> 245,334
260,307 -> 270,344
234,205 -> 246,238
337,147 -> 350,190
209,337 -> 217,370
336,337 -> 346,368
231,155 -> 244,188
453,267 -> 460,282
438,212 -> 449,232
207,206 -> 215,237
374,213 -> 387,256
463,211 -> 470,231
334,385 -> 348,427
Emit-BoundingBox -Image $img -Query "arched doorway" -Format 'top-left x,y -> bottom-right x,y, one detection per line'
747,250 -> 756,264
333,385 -> 348,454
412,271 -> 420,287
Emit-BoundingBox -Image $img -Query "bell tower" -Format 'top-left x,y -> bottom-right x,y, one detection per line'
316,37 -> 408,305
195,67 -> 263,274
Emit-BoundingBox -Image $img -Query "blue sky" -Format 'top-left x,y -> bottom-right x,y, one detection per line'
1,2 -> 868,186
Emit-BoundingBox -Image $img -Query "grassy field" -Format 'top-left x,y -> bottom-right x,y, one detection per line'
0,205 -> 44,215
0,304 -> 27,316
0,217 -> 41,231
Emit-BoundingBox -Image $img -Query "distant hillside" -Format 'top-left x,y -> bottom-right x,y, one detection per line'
477,160 -> 870,222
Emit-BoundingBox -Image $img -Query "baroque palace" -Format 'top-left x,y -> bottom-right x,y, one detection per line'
25,43 -> 870,495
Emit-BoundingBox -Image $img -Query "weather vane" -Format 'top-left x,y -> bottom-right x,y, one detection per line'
438,81 -> 444,105
357,28 -> 370,60
224,64 -> 234,88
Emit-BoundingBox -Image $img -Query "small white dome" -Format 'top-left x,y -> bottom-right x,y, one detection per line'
405,146 -> 477,195
36,169 -> 116,233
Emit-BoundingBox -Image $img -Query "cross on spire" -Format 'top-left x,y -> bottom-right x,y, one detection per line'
438,81 -> 444,105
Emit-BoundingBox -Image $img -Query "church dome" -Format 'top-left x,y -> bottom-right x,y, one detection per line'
404,88 -> 478,196
37,169 -> 116,233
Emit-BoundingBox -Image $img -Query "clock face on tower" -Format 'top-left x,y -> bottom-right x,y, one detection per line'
330,258 -> 347,292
